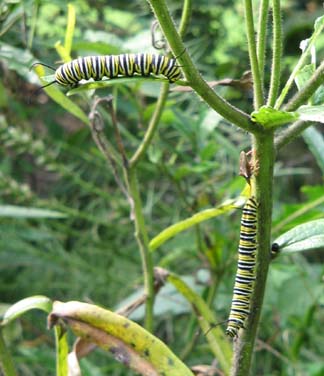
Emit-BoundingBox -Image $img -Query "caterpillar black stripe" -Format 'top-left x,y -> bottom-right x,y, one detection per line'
226,197 -> 258,338
33,53 -> 182,90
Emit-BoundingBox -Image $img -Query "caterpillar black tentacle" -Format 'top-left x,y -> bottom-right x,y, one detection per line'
33,53 -> 182,91
271,242 -> 280,259
226,197 -> 258,338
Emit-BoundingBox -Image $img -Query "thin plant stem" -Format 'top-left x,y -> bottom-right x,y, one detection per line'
130,83 -> 170,168
267,0 -> 282,107
274,120 -> 311,150
147,0 -> 262,134
126,167 -> 155,330
284,59 -> 324,111
274,18 -> 324,109
231,132 -> 275,376
256,0 -> 270,86
0,330 -> 17,376
127,0 -> 194,329
244,0 -> 264,109
178,0 -> 192,38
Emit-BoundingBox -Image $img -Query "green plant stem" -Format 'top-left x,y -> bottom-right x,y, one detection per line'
130,83 -> 169,168
127,167 -> 154,331
232,132 -> 275,376
274,19 -> 324,109
274,120 -> 311,150
284,59 -> 324,111
147,0 -> 262,134
256,0 -> 269,86
0,330 -> 17,376
130,0 -> 193,168
128,0 -> 193,328
244,0 -> 264,109
178,0 -> 192,38
267,0 -> 282,107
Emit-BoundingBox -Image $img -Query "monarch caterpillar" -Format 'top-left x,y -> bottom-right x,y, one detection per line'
33,53 -> 182,90
226,197 -> 258,338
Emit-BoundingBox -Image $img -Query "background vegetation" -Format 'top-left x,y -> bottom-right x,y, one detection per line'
0,0 -> 323,375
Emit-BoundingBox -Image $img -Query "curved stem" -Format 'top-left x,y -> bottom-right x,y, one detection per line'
275,19 -> 324,109
147,0 -> 261,134
232,132 -> 275,376
274,120 -> 311,150
126,167 -> 155,330
284,59 -> 324,111
130,83 -> 170,168
0,330 -> 17,376
178,0 -> 192,38
244,0 -> 264,109
256,0 -> 270,86
267,0 -> 282,107
128,0 -> 194,329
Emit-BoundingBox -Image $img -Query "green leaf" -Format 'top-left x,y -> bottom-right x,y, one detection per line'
54,325 -> 69,376
68,76 -> 168,95
0,3 -> 23,37
295,64 -> 314,90
149,197 -> 244,252
314,14 -> 324,32
34,65 -> 89,125
166,272 -> 232,374
0,205 -> 68,218
302,126 -> 324,174
251,106 -> 298,128
273,219 -> 324,253
49,301 -> 194,376
297,105 -> 324,123
64,3 -> 75,57
1,296 -> 52,326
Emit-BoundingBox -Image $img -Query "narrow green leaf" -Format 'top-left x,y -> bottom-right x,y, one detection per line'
275,15 -> 324,109
0,205 -> 68,218
251,106 -> 298,128
295,64 -> 314,90
302,126 -> 324,174
166,272 -> 232,374
0,330 -> 17,376
0,5 -> 23,37
149,198 -> 242,252
1,296 -> 52,326
34,65 -> 89,125
314,14 -> 324,32
54,326 -> 69,376
273,219 -> 324,254
54,41 -> 71,63
64,3 -> 76,56
67,76 -> 168,95
297,105 -> 324,123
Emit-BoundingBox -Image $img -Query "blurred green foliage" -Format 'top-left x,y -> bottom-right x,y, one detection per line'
0,0 -> 324,375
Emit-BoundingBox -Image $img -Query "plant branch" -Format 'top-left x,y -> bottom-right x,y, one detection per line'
130,0 -> 192,168
267,0 -> 282,107
275,18 -> 324,109
0,330 -> 17,376
126,167 -> 155,331
256,0 -> 269,86
130,83 -> 170,168
274,120 -> 311,150
232,132 -> 275,375
147,0 -> 262,134
283,59 -> 324,111
244,0 -> 264,109
178,0 -> 192,38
